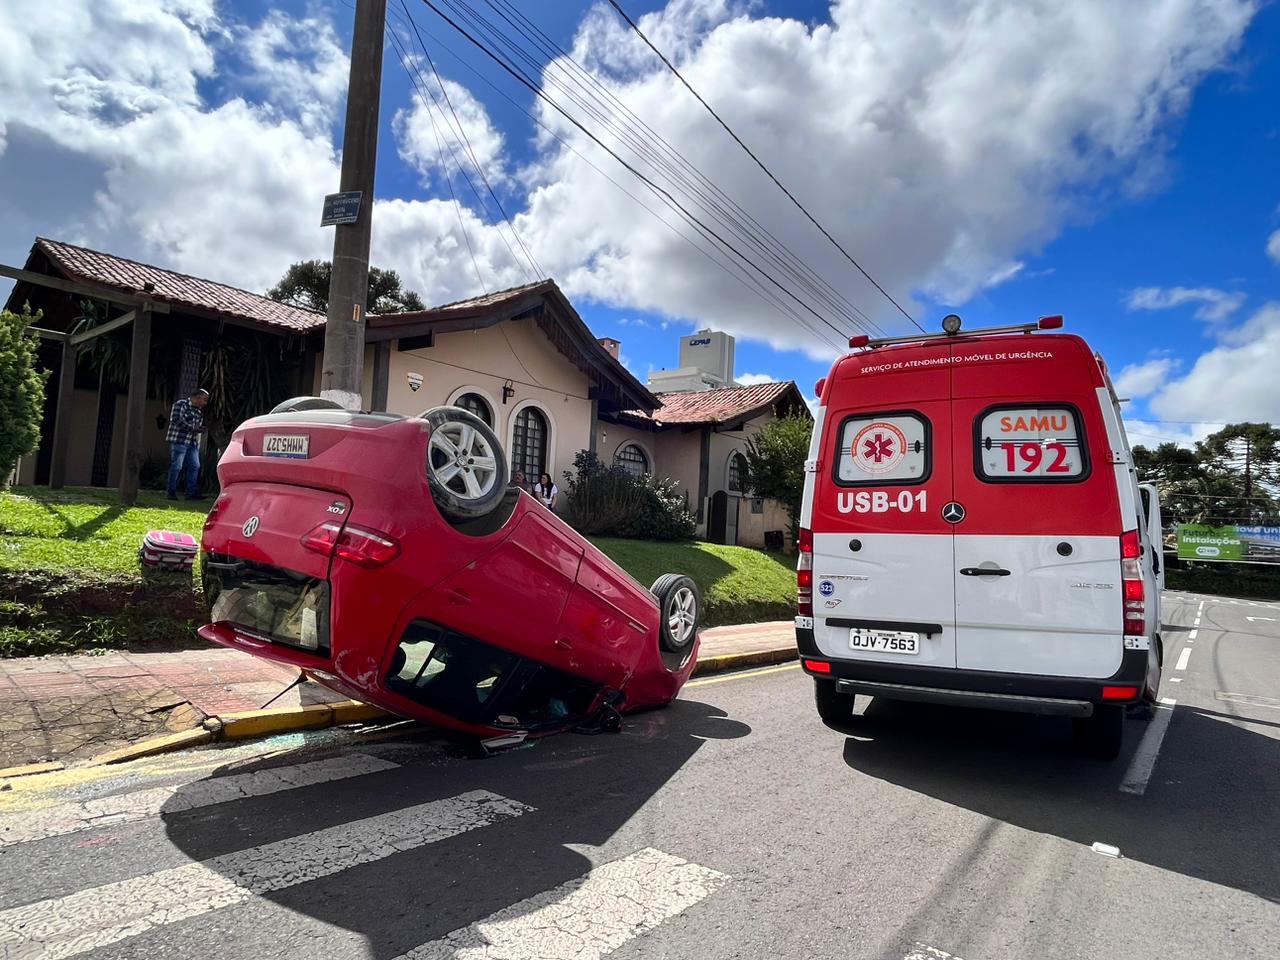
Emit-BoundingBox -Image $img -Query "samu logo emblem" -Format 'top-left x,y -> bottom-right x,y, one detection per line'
242,516 -> 261,538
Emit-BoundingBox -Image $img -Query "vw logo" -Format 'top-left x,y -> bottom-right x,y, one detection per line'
242,516 -> 261,538
942,502 -> 966,524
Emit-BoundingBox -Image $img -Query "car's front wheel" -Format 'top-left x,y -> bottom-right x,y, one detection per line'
814,678 -> 857,726
650,574 -> 700,654
420,406 -> 508,523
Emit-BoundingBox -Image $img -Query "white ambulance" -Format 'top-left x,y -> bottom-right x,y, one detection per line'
796,316 -> 1163,758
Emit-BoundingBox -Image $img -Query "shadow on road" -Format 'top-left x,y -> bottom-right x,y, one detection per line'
161,699 -> 749,956
839,697 -> 1280,902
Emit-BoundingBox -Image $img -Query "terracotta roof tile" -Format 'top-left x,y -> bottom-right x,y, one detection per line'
35,238 -> 324,332
624,381 -> 801,426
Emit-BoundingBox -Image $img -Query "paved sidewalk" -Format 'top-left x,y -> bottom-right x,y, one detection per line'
0,622 -> 795,769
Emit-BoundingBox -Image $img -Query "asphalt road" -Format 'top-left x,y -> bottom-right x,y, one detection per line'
1,590 -> 1278,960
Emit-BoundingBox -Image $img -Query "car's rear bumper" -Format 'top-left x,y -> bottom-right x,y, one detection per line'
795,625 -> 1147,713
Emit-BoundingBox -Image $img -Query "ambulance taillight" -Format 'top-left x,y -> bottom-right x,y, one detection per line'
797,527 -> 813,616
1120,530 -> 1145,636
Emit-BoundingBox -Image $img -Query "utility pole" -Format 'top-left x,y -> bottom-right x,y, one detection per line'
322,0 -> 387,410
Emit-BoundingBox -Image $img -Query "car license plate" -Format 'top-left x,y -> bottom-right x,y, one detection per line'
849,629 -> 919,654
262,434 -> 309,459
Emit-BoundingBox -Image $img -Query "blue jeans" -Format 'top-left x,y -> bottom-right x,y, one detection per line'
167,442 -> 201,496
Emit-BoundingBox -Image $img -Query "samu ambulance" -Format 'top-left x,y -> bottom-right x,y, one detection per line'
796,315 -> 1163,758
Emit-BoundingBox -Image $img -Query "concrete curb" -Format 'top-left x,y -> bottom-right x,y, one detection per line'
692,646 -> 796,676
19,646 -> 799,772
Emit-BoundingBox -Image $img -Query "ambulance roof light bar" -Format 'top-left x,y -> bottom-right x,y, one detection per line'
848,314 -> 1064,349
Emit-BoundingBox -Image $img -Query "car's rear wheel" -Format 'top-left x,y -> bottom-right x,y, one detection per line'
269,396 -> 344,414
650,574 -> 700,654
1074,704 -> 1124,759
814,678 -> 857,726
421,406 -> 508,522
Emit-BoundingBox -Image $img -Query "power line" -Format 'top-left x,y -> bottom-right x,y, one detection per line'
418,0 -> 855,350
399,0 -> 543,280
479,0 -> 886,338
385,4 -> 830,347
603,0 -> 924,333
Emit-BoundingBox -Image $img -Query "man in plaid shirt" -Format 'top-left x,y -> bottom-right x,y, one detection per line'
166,388 -> 209,500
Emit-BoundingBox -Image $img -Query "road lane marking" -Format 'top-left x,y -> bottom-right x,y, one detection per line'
1175,647 -> 1192,671
1192,618 -> 1201,627
1119,698 -> 1177,795
1246,616 -> 1276,623
396,847 -> 726,960
0,753 -> 399,848
685,662 -> 800,688
0,790 -> 530,960
1188,629 -> 1198,640
1216,691 -> 1280,710
1197,600 -> 1205,616
905,945 -> 966,960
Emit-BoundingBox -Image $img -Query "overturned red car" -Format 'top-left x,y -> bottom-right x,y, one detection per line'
198,400 -> 701,740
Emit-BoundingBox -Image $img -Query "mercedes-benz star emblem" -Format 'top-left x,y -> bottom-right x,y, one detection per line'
242,516 -> 261,538
942,502 -> 966,524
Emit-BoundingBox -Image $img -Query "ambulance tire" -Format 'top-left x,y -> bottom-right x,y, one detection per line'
269,396 -> 344,414
814,678 -> 857,727
1075,704 -> 1124,760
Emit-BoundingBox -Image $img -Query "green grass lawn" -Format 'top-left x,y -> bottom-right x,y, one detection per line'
0,486 -> 794,656
0,486 -> 207,575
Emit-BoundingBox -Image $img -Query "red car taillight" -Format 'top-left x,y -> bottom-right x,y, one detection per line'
797,527 -> 813,616
1121,529 -> 1145,636
302,522 -> 400,568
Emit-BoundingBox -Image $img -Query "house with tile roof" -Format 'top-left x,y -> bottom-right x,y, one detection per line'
5,237 -> 808,546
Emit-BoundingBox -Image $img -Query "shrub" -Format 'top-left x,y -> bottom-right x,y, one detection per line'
562,451 -> 695,541
0,306 -> 49,486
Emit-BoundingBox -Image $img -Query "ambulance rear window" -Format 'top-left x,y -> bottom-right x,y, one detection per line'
976,405 -> 1089,482
834,411 -> 930,486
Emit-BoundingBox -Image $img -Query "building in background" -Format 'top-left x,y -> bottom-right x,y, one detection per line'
8,238 -> 808,548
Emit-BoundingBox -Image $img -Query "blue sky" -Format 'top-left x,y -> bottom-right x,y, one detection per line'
2,0 -> 1277,444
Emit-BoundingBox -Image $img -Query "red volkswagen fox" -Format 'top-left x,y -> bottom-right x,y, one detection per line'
198,400 -> 701,741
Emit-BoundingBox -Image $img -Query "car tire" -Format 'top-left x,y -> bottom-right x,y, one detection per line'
420,406 -> 508,522
650,574 -> 700,654
269,396 -> 344,414
814,678 -> 856,726
1075,704 -> 1124,759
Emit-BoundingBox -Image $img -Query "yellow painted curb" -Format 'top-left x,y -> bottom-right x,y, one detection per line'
331,701 -> 393,724
220,704 -> 337,740
87,729 -> 215,766
692,646 -> 796,677
0,760 -> 66,780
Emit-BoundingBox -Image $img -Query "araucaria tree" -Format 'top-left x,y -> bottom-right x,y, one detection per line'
0,306 -> 49,486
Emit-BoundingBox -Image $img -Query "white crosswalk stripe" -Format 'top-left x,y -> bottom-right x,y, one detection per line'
396,847 -> 727,960
0,753 -> 399,848
0,790 -> 531,960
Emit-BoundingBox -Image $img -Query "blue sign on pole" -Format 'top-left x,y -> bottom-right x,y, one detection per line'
321,191 -> 363,226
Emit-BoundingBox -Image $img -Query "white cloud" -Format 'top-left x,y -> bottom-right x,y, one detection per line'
1125,285 -> 1247,322
515,0 -> 1255,352
1149,302 -> 1280,423
1268,229 -> 1280,265
1114,356 -> 1178,398
736,372 -> 779,386
0,0 -> 1259,353
393,73 -> 509,187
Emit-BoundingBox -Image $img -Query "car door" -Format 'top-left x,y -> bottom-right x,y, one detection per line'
949,396 -> 1125,679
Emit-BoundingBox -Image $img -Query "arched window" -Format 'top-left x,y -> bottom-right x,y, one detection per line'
727,452 -> 748,493
615,443 -> 649,477
512,406 -> 548,480
454,391 -> 492,427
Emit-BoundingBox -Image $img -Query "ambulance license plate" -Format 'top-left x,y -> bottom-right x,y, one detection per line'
849,630 -> 919,655
263,434 -> 310,459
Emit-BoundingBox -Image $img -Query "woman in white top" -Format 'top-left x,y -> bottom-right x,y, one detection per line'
534,472 -> 558,510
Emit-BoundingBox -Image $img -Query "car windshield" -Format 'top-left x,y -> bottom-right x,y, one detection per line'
386,622 -> 599,727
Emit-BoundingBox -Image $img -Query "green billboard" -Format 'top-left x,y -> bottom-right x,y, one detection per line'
1177,524 -> 1280,564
